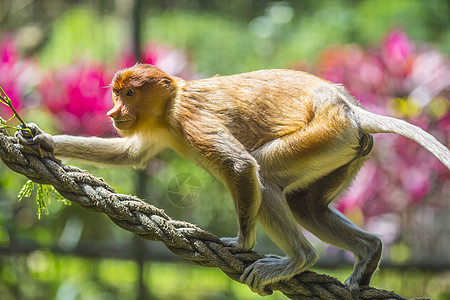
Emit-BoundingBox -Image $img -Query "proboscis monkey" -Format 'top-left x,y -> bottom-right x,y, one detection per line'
17,64 -> 450,296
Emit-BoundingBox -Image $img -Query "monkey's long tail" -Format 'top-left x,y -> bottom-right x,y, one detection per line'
353,106 -> 450,169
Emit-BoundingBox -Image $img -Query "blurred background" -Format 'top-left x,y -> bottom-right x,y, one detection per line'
0,0 -> 449,299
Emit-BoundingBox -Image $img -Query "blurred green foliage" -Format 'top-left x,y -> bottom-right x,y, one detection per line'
142,0 -> 450,74
39,7 -> 126,68
36,0 -> 449,75
0,255 -> 448,299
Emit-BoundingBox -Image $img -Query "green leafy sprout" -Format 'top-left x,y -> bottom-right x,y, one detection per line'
1,86 -> 70,219
0,86 -> 32,132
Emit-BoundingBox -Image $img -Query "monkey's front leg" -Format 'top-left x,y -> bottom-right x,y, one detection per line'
220,157 -> 262,252
15,123 -> 157,167
180,125 -> 263,252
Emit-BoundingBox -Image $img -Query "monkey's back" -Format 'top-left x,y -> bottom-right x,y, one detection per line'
177,69 -> 354,151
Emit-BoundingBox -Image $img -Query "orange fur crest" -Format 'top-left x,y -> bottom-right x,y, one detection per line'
111,63 -> 169,91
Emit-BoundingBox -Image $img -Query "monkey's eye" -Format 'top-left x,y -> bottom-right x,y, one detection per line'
126,88 -> 135,96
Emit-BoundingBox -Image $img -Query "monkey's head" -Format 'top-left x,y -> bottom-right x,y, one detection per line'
108,64 -> 180,135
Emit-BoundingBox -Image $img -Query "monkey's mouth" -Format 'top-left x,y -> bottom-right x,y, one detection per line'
113,118 -> 136,129
115,119 -> 133,124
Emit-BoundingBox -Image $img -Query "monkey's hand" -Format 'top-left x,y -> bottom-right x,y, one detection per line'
15,123 -> 56,157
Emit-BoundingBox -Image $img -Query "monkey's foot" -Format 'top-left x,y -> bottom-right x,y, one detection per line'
344,265 -> 373,293
220,236 -> 254,251
344,238 -> 382,292
241,256 -> 305,296
344,276 -> 361,292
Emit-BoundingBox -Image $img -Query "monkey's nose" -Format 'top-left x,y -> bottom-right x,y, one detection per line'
107,105 -> 121,119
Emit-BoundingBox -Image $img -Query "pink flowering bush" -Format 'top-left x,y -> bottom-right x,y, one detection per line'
0,35 -> 39,117
39,63 -> 113,136
119,42 -> 196,80
1,34 -> 196,138
312,30 -> 449,219
39,43 -> 196,137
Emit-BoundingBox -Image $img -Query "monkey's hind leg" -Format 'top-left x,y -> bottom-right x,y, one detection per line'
241,183 -> 317,296
286,155 -> 382,291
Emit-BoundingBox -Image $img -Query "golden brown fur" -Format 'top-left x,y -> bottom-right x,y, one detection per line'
176,70 -> 318,151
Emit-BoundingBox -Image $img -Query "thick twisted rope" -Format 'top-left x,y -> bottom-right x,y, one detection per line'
0,129 -> 408,300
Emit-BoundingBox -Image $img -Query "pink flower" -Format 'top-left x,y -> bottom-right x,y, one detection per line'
119,43 -> 196,80
382,30 -> 414,66
0,35 -> 39,115
437,113 -> 450,131
310,29 -> 449,219
1,35 -> 18,65
407,49 -> 450,106
40,63 -> 114,136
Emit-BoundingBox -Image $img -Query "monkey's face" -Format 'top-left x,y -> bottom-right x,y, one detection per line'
108,87 -> 139,131
109,64 -> 179,134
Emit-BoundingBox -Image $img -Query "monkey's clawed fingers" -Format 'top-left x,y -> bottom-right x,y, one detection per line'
220,237 -> 240,248
220,236 -> 255,252
15,123 -> 56,157
240,256 -> 290,296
